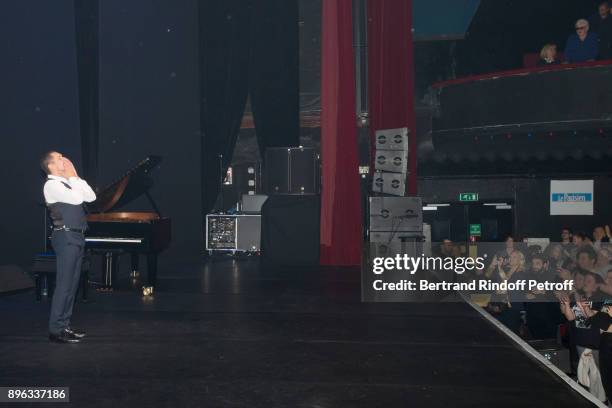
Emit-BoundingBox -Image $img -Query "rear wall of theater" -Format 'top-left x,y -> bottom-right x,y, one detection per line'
418,175 -> 612,239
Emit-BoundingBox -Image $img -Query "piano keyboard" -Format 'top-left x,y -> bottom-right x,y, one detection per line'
85,237 -> 143,244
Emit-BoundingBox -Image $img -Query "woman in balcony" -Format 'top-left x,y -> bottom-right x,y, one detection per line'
537,43 -> 560,65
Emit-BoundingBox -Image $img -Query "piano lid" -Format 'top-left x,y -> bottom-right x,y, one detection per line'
87,156 -> 162,214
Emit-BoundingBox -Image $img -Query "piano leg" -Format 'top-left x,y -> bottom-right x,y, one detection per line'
146,253 -> 157,288
130,253 -> 139,278
35,273 -> 42,301
101,252 -> 116,290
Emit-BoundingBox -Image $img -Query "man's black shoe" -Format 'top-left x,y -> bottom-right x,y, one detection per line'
49,330 -> 81,344
65,328 -> 86,339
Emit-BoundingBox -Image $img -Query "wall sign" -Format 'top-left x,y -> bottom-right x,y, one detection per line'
459,192 -> 478,202
469,224 -> 481,236
550,180 -> 594,215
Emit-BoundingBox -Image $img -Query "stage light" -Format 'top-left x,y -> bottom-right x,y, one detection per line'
142,286 -> 154,296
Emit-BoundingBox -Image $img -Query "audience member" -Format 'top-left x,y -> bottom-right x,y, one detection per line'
560,227 -> 575,258
565,19 -> 599,63
555,258 -> 576,283
486,250 -> 527,333
593,225 -> 611,250
486,235 -> 524,276
589,1 -> 612,59
560,273 -> 604,391
601,270 -> 612,296
572,231 -> 589,259
577,245 -> 599,275
595,247 -> 612,278
525,253 -> 560,338
585,302 -> 612,401
436,238 -> 455,258
537,43 -> 560,65
545,243 -> 566,271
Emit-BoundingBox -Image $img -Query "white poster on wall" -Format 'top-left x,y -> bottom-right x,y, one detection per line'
550,180 -> 594,215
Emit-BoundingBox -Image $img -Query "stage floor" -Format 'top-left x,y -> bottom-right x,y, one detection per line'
0,258 -> 594,407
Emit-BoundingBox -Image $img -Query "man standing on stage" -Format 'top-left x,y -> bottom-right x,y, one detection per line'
41,151 -> 96,343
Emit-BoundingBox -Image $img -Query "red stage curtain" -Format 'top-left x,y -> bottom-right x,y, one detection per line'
367,0 -> 417,194
319,0 -> 363,266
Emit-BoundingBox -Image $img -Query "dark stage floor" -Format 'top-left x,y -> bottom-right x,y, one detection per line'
0,258 -> 594,407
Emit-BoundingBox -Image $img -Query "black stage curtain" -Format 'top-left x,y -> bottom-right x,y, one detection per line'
198,0 -> 251,214
2,0 -> 82,266
74,0 -> 100,185
198,0 -> 299,213
250,0 -> 300,154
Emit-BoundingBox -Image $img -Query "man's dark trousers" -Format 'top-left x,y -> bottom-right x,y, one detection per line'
49,230 -> 84,335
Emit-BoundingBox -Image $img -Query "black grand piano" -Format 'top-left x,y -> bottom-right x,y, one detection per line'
85,156 -> 171,290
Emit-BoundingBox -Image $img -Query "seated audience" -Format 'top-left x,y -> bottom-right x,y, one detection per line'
589,1 -> 612,59
478,222 -> 612,398
565,19 -> 599,63
537,43 -> 560,65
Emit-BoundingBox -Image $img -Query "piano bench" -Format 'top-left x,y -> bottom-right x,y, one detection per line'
30,253 -> 91,302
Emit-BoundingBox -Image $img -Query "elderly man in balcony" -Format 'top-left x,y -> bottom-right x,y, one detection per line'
565,18 -> 599,63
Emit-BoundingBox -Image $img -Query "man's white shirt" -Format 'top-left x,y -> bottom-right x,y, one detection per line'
44,175 -> 97,205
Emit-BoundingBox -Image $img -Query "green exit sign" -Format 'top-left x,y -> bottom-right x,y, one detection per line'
459,193 -> 479,202
469,224 -> 481,236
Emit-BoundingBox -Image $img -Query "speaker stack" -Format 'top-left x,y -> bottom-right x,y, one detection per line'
368,196 -> 423,256
260,147 -> 321,265
372,127 -> 409,196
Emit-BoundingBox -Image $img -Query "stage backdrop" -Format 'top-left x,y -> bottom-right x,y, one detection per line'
319,0 -> 363,266
1,0 -> 82,267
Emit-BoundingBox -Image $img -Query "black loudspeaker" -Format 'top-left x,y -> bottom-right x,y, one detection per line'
261,195 -> 320,265
264,147 -> 320,195
368,196 -> 423,232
